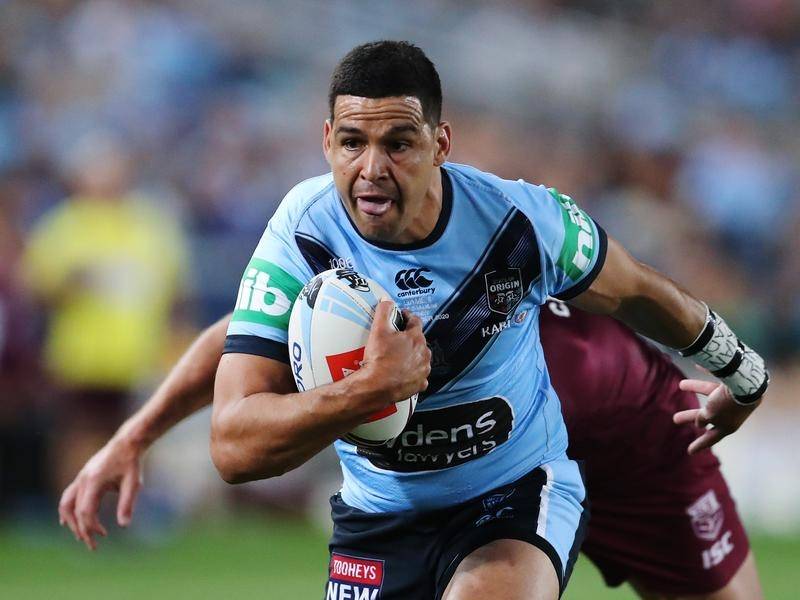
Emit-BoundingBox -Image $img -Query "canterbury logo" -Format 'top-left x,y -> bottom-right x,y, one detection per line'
395,268 -> 433,290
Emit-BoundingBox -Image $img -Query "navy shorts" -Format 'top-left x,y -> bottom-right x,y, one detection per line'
325,461 -> 589,599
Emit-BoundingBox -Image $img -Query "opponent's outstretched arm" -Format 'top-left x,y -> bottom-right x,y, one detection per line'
58,314 -> 230,550
59,301 -> 431,548
571,236 -> 769,449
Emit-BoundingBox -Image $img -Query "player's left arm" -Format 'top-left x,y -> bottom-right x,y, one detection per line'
569,235 -> 707,349
569,234 -> 768,449
527,186 -> 767,450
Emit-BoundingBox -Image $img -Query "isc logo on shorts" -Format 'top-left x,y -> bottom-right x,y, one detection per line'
327,553 -> 384,600
702,530 -> 734,570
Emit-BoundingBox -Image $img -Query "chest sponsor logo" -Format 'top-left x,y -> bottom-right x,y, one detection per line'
327,554 -> 384,600
686,490 -> 724,541
356,397 -> 513,472
232,258 -> 303,329
485,268 -> 523,315
395,268 -> 435,298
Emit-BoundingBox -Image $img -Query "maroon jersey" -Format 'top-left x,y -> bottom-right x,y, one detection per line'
539,300 -> 749,595
539,300 -> 719,493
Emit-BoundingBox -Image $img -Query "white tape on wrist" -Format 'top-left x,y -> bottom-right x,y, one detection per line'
680,310 -> 769,405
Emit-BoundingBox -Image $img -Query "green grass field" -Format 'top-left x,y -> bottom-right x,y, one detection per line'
2,514 -> 797,599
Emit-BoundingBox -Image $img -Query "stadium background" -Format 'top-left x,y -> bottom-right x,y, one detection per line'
1,0 -> 798,597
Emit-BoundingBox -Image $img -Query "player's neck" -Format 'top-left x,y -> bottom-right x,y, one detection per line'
402,167 -> 444,243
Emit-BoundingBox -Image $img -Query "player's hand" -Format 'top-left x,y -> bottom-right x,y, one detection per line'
361,300 -> 431,404
673,379 -> 760,455
58,436 -> 144,550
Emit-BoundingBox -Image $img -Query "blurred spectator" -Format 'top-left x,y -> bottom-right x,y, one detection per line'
675,116 -> 796,277
22,131 -> 188,491
0,176 -> 50,515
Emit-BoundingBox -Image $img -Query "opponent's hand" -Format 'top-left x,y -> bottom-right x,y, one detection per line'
360,300 -> 431,404
673,379 -> 760,455
58,436 -> 143,550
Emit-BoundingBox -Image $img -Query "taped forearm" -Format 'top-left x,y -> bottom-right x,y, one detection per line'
680,308 -> 769,405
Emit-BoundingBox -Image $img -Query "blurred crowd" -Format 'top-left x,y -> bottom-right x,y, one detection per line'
0,0 -> 798,522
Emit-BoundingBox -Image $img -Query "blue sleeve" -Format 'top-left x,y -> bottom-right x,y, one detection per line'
519,184 -> 607,300
224,197 -> 314,363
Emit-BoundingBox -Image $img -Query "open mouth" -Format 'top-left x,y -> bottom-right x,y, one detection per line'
356,196 -> 394,217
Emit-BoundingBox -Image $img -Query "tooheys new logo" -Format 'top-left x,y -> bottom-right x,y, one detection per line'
394,267 -> 435,298
548,188 -> 596,280
232,258 -> 303,329
327,554 -> 384,600
356,397 -> 513,472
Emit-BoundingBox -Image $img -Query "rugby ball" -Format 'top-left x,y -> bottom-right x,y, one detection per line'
287,268 -> 417,446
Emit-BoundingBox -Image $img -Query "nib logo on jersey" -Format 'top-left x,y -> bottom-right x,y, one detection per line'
232,258 -> 303,329
357,397 -> 513,472
327,554 -> 384,600
395,267 -> 435,298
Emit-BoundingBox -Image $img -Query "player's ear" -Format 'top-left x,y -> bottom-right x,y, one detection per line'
322,119 -> 333,163
433,121 -> 452,167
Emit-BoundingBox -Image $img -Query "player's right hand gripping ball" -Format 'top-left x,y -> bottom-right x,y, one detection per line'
288,268 -> 417,446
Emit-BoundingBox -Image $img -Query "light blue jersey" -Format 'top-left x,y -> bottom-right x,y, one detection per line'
224,162 -> 606,514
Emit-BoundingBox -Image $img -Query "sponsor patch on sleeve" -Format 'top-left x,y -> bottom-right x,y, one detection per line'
232,258 -> 304,330
548,188 -> 597,282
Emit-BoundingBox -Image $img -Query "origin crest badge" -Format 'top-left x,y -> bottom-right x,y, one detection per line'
484,268 -> 523,315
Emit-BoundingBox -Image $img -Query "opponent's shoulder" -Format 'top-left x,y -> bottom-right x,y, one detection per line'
268,172 -> 336,234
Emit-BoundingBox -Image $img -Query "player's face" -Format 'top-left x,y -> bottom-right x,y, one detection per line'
324,95 -> 450,244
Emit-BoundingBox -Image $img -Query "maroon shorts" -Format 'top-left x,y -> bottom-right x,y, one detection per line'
581,458 -> 750,596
